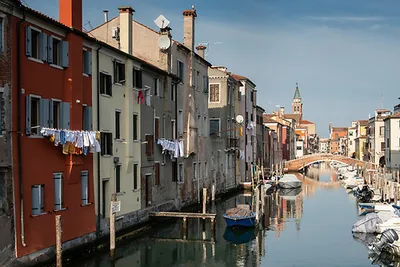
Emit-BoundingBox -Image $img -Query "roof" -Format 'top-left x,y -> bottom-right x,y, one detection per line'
300,120 -> 314,125
256,105 -> 265,112
284,114 -> 301,123
293,85 -> 301,99
232,74 -> 256,88
358,120 -> 368,126
332,127 -> 348,132
388,112 -> 400,119
263,114 -> 278,124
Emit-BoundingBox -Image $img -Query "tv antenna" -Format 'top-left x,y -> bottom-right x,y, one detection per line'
154,15 -> 170,29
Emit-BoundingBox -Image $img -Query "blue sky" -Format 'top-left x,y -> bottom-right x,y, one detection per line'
24,0 -> 400,137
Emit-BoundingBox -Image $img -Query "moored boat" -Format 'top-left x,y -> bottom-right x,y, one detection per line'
278,174 -> 302,189
223,205 -> 257,228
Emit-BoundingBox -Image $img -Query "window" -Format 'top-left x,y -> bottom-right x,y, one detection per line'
83,49 -> 92,75
154,78 -> 159,96
145,89 -> 151,106
198,114 -> 201,136
133,114 -> 138,140
100,132 -> 113,156
379,126 -> 384,136
250,91 -> 254,102
193,163 -> 197,180
116,165 -> 121,193
177,60 -> 184,80
198,162 -> 202,179
100,73 -> 112,96
203,117 -> 207,136
172,161 -> 177,182
381,142 -> 385,151
133,69 -> 142,88
171,120 -> 176,139
52,100 -> 60,129
238,88 -> 241,101
114,61 -> 125,84
178,110 -> 183,135
155,163 -> 160,185
115,111 -> 121,139
203,75 -> 208,93
349,131 -> 353,136
30,28 -> 40,59
210,119 -> 220,136
145,135 -> 154,156
349,140 -> 352,146
227,86 -> 231,105
81,171 -> 89,205
82,105 -> 92,131
178,163 -> 184,183
0,17 -> 3,52
30,96 -> 40,135
133,163 -> 138,190
196,71 -> 200,89
51,37 -> 61,65
32,184 -> 44,215
204,162 -> 208,178
0,92 -> 3,133
171,83 -> 176,101
155,118 -> 159,140
54,173 -> 63,210
209,84 -> 220,102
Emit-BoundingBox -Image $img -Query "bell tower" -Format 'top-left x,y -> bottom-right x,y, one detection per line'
292,83 -> 303,116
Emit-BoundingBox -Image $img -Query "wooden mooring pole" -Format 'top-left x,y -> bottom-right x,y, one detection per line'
202,188 -> 207,214
110,194 -> 116,259
55,215 -> 62,267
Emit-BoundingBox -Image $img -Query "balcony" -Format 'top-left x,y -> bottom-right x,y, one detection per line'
227,138 -> 239,148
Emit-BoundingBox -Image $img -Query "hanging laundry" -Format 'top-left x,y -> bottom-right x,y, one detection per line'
157,138 -> 185,158
240,150 -> 245,160
41,127 -> 102,155
137,91 -> 145,104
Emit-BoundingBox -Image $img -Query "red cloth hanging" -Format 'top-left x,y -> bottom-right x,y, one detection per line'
137,91 -> 145,104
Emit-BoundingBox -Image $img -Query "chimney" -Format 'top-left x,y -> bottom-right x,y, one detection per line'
280,107 -> 285,117
118,6 -> 134,55
59,0 -> 82,30
196,45 -> 206,58
158,27 -> 172,72
182,6 -> 197,51
103,10 -> 109,23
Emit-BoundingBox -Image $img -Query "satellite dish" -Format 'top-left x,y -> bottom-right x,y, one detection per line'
154,15 -> 170,29
158,35 -> 171,50
236,115 -> 244,124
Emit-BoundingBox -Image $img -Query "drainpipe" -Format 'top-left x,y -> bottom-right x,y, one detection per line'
95,43 -> 103,239
17,7 -> 27,247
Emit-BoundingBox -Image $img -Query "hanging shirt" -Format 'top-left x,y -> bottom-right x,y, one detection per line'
137,91 -> 145,104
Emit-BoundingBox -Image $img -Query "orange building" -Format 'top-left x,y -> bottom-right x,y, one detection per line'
10,0 -> 97,259
329,127 -> 348,154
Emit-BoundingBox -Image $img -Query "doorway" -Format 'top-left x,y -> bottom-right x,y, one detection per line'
102,179 -> 110,218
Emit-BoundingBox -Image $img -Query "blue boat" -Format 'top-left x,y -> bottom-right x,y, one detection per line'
223,212 -> 257,228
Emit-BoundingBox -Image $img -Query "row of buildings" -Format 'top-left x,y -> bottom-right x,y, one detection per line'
324,104 -> 400,170
0,0 -> 318,265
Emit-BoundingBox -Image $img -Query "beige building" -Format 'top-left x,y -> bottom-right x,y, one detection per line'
208,66 -> 242,193
90,6 -> 212,206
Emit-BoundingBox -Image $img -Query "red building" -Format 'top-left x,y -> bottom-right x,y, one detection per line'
10,0 -> 96,259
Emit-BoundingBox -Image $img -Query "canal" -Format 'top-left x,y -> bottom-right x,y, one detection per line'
70,164 -> 378,267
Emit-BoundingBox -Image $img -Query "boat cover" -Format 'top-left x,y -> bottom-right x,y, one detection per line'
352,213 -> 383,233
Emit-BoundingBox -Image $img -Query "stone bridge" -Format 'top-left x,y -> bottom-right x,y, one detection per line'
285,153 -> 375,172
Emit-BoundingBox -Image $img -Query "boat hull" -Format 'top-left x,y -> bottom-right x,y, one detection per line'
223,213 -> 256,228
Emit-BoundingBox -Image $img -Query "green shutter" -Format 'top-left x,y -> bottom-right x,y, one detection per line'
60,102 -> 70,129
39,98 -> 50,128
47,36 -> 53,63
39,32 -> 48,62
60,41 -> 69,67
25,27 -> 32,56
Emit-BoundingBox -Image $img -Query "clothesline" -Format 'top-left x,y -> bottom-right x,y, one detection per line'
40,127 -> 101,155
157,138 -> 184,159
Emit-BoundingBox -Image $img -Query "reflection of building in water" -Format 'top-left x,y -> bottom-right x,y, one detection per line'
268,187 -> 304,238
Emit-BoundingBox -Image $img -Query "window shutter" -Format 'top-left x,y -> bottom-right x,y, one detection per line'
155,163 -> 160,185
26,27 -> 32,56
47,36 -> 53,63
39,32 -> 48,62
49,100 -> 55,127
31,186 -> 39,215
100,133 -> 105,156
87,107 -> 93,130
40,98 -> 50,128
120,64 -> 126,82
146,135 -> 152,156
132,69 -> 136,88
60,41 -> 69,67
155,118 -> 159,140
81,172 -> 88,205
113,60 -> 117,83
54,174 -> 62,210
107,75 -> 112,96
86,51 -> 92,75
60,102 -> 70,129
25,95 -> 31,135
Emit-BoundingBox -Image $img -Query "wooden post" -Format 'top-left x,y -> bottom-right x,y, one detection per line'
110,194 -> 116,259
211,184 -> 215,201
183,217 -> 187,240
55,215 -> 62,267
255,187 -> 260,224
261,184 -> 265,214
210,217 -> 215,241
202,188 -> 207,214
251,163 -> 254,189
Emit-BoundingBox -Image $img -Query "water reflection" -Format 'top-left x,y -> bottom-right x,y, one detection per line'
71,163 -> 378,267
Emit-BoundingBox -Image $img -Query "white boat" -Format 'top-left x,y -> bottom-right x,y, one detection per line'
278,174 -> 302,189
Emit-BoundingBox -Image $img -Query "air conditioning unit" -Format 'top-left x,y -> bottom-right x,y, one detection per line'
112,27 -> 120,40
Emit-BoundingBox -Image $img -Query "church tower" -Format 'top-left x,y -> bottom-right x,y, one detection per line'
292,83 -> 303,116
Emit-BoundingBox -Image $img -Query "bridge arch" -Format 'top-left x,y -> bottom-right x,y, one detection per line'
284,153 -> 375,172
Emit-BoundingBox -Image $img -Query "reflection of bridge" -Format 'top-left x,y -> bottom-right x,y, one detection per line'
285,153 -> 375,172
295,173 -> 342,189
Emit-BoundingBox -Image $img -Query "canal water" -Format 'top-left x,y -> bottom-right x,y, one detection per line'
71,164 -> 381,267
